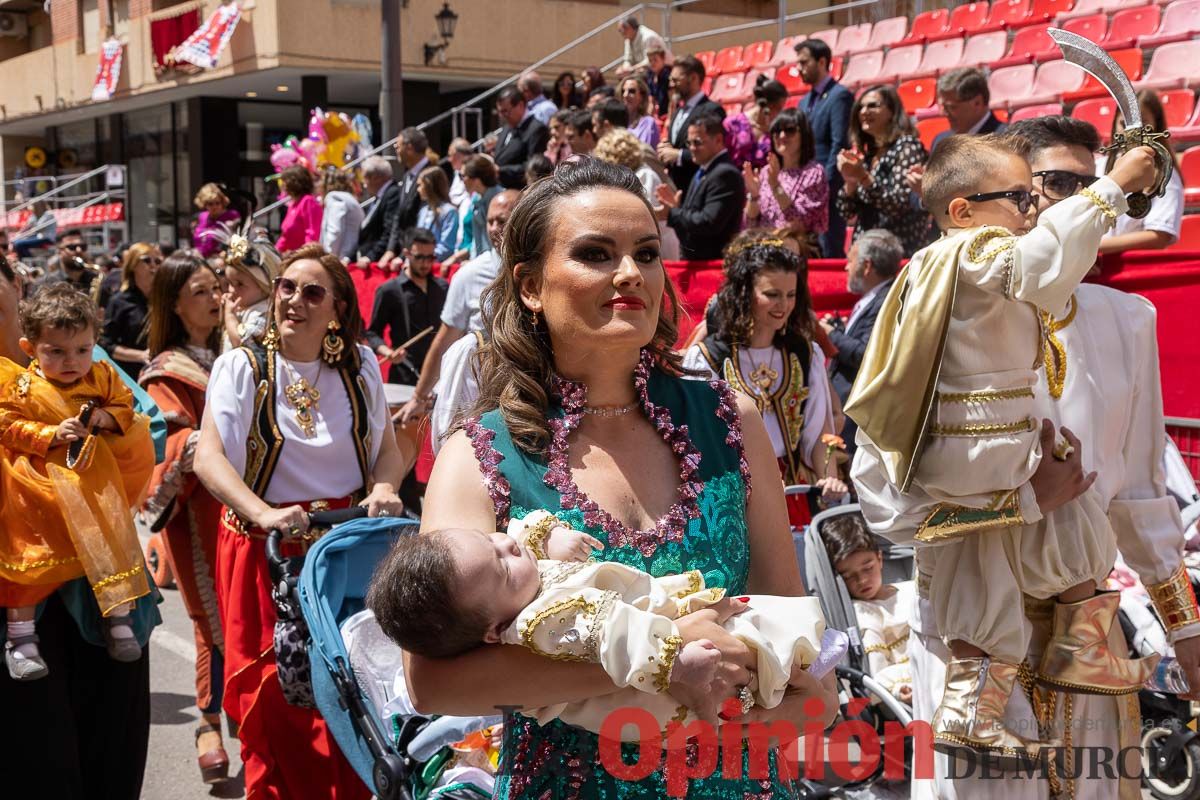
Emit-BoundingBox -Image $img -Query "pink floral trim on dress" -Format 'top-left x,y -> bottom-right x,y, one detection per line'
711,378 -> 753,503
544,350 -> 704,557
463,416 -> 511,525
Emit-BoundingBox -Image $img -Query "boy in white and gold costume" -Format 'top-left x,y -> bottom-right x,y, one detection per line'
367,510 -> 844,738
898,115 -> 1200,800
846,133 -> 1163,761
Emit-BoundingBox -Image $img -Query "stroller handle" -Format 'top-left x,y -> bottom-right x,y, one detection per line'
265,506 -> 371,579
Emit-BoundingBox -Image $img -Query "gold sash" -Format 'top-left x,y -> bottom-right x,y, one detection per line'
843,233 -> 966,491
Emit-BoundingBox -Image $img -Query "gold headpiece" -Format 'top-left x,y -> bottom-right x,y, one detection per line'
725,237 -> 787,257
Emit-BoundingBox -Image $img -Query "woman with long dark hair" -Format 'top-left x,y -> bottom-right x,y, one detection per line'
415,165 -> 460,261
195,244 -> 404,799
835,84 -> 930,256
139,251 -> 229,785
684,239 -> 846,526
553,71 -> 582,109
404,159 -> 837,797
743,108 -> 829,252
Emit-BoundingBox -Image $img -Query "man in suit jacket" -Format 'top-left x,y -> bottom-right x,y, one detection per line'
656,112 -> 744,261
930,67 -> 1008,152
656,55 -> 725,198
795,38 -> 854,258
356,155 -> 402,267
820,228 -> 903,451
493,85 -> 550,189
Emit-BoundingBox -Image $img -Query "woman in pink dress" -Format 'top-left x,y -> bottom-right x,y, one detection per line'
275,166 -> 323,253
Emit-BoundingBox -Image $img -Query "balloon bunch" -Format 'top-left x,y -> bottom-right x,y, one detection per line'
268,107 -> 375,178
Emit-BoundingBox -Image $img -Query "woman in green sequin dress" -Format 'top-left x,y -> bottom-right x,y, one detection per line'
405,160 -> 838,798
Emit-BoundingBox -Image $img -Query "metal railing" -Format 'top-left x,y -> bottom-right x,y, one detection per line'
5,165 -> 111,217
670,0 -> 881,43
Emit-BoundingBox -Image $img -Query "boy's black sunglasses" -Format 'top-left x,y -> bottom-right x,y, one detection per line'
962,189 -> 1039,215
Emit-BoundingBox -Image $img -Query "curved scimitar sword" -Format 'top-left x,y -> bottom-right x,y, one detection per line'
1047,27 -> 1173,218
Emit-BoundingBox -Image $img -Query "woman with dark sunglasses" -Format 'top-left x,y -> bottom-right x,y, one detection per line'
100,242 -> 163,378
742,108 -> 828,254
194,243 -> 405,800
835,84 -> 931,257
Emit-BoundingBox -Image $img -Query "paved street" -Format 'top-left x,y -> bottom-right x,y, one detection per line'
141,531 -> 244,800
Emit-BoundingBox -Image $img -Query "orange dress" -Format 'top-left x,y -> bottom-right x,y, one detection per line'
0,358 -> 155,613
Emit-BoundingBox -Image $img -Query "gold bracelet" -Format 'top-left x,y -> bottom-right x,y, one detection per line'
1147,564 -> 1200,632
523,513 -> 567,560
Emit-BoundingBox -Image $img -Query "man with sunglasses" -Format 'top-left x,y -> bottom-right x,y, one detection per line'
35,229 -> 96,295
898,116 -> 1200,800
366,227 -> 448,385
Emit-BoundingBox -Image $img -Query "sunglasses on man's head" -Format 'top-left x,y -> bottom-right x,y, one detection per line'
274,276 -> 329,305
961,189 -> 1039,215
1032,170 -> 1100,201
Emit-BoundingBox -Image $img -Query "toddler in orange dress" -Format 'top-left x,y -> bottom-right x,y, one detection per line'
0,285 -> 154,680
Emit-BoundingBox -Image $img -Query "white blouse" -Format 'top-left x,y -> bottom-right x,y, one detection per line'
682,341 -> 833,464
207,344 -> 389,504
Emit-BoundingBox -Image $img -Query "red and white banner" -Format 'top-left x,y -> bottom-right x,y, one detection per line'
174,1 -> 240,70
91,38 -> 123,101
3,202 -> 125,231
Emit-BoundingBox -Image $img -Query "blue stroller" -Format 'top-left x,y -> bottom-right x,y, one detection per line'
269,509 -> 500,799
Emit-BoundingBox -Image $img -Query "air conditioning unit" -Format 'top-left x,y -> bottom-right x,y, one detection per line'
0,13 -> 29,39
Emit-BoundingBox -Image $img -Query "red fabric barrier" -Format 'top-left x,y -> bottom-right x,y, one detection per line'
351,253 -> 1200,419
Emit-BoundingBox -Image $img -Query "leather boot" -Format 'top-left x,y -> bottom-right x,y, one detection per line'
1038,591 -> 1160,695
933,656 -> 1055,767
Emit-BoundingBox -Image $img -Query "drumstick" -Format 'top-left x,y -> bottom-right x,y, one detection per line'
388,326 -> 435,362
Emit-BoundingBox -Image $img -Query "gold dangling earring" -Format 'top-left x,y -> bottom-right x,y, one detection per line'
322,320 -> 345,365
262,321 -> 281,350
529,308 -> 540,329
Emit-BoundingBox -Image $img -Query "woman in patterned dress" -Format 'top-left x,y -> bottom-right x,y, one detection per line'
835,84 -> 931,257
405,159 -> 838,798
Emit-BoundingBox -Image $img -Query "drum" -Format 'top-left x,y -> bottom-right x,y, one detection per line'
384,383 -> 424,476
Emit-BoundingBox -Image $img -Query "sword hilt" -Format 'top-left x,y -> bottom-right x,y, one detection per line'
1103,125 -> 1174,219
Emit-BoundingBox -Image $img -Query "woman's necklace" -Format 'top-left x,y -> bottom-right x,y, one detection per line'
582,401 -> 638,418
744,346 -> 779,393
278,354 -> 322,438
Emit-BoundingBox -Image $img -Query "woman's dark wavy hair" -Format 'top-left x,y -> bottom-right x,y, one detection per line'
714,241 -> 814,350
848,84 -> 914,158
268,244 -> 364,371
470,157 -> 685,454
147,250 -> 221,356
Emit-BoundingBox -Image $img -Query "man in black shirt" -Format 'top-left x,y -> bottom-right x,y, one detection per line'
35,230 -> 96,295
365,228 -> 448,385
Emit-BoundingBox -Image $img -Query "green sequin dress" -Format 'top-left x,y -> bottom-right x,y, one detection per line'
463,355 -> 798,799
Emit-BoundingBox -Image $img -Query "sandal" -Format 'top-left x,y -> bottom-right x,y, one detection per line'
4,634 -> 49,681
195,722 -> 230,785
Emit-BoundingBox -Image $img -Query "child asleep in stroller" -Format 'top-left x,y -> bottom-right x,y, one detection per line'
368,510 -> 846,739
822,513 -> 915,704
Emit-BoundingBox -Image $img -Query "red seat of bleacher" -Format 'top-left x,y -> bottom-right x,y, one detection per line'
840,50 -> 884,90
1071,97 -> 1119,143
1139,0 -> 1200,45
1180,148 -> 1200,206
898,78 -> 938,113
831,56 -> 845,80
913,37 -> 966,77
1009,102 -> 1064,122
714,46 -> 746,76
990,24 -> 1060,69
917,116 -> 951,149
770,36 -> 801,66
1103,4 -> 1161,46
1028,0 -> 1078,24
775,64 -> 809,95
808,29 -> 840,52
702,76 -> 713,96
988,63 -> 1039,108
696,51 -> 718,75
878,44 -> 925,84
745,40 -> 775,69
1174,99 -> 1200,142
866,16 -> 909,50
709,73 -> 747,104
959,31 -> 1010,68
1136,40 -> 1200,90
1063,48 -> 1142,101
1168,214 -> 1200,249
837,23 -> 874,55
1010,60 -> 1087,107
1062,12 -> 1109,43
981,0 -> 1033,30
1058,0 -> 1146,20
899,9 -> 951,45
936,2 -> 992,40
1161,88 -> 1195,129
